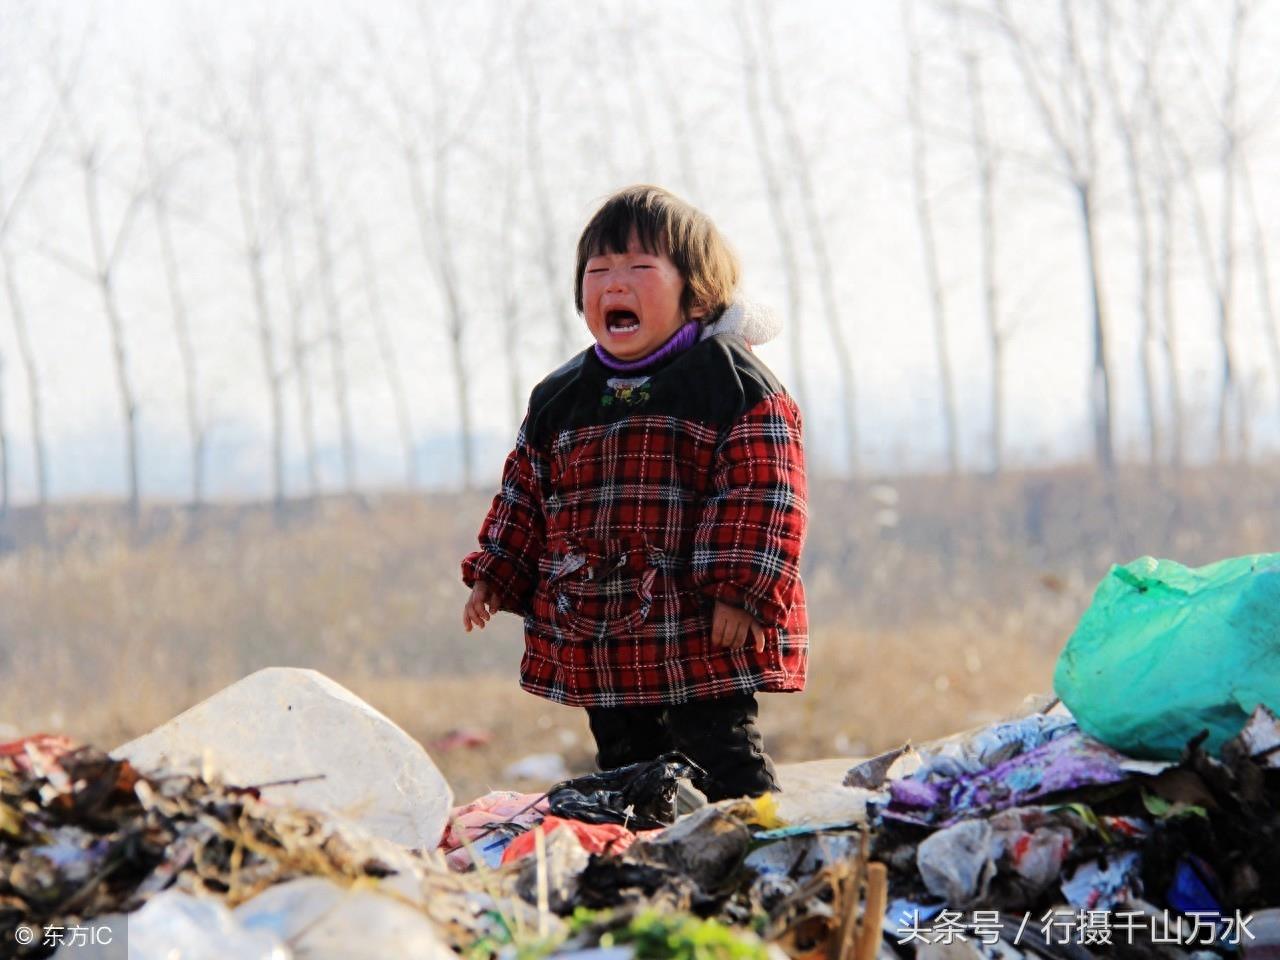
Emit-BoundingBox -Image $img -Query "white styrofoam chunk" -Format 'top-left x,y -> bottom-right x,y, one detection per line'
113,668 -> 451,849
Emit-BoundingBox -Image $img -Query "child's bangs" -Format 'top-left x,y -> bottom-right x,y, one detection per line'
580,199 -> 671,260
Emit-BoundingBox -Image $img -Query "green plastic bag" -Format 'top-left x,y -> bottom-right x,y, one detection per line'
1054,553 -> 1280,760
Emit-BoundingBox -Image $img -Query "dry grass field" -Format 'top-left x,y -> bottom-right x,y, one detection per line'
0,463 -> 1275,800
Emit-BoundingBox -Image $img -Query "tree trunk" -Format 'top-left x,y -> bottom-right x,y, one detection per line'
906,29 -> 961,476
957,39 -> 1003,476
498,130 -> 526,432
515,12 -> 574,361
1239,160 -> 1280,427
1215,0 -> 1246,461
1077,182 -> 1114,472
761,0 -> 858,473
303,120 -> 357,494
83,157 -> 142,524
234,151 -> 286,516
1101,5 -> 1160,469
262,108 -> 320,501
278,210 -> 320,499
151,195 -> 206,507
734,4 -> 810,433
435,173 -> 475,491
0,240 -> 48,508
359,223 -> 418,489
1155,187 -> 1184,470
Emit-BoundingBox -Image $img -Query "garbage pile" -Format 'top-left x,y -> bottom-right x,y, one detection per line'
0,732 -> 458,958
861,703 -> 1280,956
0,552 -> 1276,959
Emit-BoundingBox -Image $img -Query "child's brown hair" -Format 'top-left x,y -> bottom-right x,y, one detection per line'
574,185 -> 741,321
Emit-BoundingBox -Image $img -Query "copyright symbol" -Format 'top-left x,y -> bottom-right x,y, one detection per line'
14,924 -> 35,945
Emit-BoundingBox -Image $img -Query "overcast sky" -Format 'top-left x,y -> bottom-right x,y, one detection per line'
3,0 -> 1279,500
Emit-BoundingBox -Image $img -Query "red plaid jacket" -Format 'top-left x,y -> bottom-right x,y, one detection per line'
462,333 -> 807,707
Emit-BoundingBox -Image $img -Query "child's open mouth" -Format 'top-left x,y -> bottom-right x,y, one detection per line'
605,309 -> 640,334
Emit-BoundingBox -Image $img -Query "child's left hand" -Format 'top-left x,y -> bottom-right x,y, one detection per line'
712,601 -> 766,652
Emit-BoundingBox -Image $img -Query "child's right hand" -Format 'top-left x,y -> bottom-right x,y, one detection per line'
463,581 -> 498,632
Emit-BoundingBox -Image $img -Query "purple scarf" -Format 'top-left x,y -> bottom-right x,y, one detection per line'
594,321 -> 700,373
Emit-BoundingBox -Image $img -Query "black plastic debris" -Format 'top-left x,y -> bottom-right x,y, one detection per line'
547,752 -> 704,831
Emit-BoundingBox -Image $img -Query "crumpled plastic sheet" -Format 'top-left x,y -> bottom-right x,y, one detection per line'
501,816 -> 636,864
130,877 -> 459,960
439,790 -> 549,870
916,820 -> 996,906
988,807 -> 1076,893
911,807 -> 1081,909
237,876 -> 456,960
885,730 -> 1170,826
1059,850 -> 1142,911
547,753 -> 702,830
744,831 -> 861,878
911,713 -> 1079,782
128,889 -> 290,960
629,806 -> 751,893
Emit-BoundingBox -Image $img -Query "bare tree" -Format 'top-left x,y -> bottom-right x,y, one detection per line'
1144,57 -> 1188,469
262,109 -> 321,499
364,9 -> 484,490
904,0 -> 961,475
1239,157 -> 1280,423
733,3 -> 811,434
298,89 -> 358,493
134,82 -> 209,507
0,103 -> 58,516
497,111 -> 528,431
758,0 -> 859,473
1153,171 -> 1185,469
1157,83 -> 1243,464
43,49 -> 149,523
1210,0 -> 1248,460
515,7 -> 576,362
357,221 -> 418,489
993,0 -> 1116,471
962,44 -> 1008,475
0,236 -> 50,514
1099,2 -> 1164,468
0,5 -> 58,520
196,48 -> 289,514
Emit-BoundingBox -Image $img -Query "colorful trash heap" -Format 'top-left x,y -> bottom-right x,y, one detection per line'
2,552 -> 1278,959
2,679 -> 1277,960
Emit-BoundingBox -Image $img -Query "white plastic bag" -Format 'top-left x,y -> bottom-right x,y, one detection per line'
237,877 -> 455,960
128,890 -> 291,960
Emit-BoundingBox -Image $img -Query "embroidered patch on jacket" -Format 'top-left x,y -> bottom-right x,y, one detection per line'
601,376 -> 652,407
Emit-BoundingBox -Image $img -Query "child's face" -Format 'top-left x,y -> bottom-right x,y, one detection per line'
582,229 -> 701,361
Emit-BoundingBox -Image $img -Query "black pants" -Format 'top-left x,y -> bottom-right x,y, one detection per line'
586,693 -> 779,802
